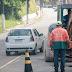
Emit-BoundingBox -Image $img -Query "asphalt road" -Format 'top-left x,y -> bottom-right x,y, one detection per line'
0,8 -> 72,72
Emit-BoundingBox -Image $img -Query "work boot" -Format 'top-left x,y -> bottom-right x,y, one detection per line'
61,70 -> 65,72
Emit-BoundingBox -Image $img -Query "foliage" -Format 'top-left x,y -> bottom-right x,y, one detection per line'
0,15 -> 21,32
4,0 -> 23,19
0,0 -> 38,33
5,19 -> 22,29
0,15 -> 4,33
29,0 -> 38,14
17,0 -> 38,18
1,0 -> 27,19
0,0 -> 38,20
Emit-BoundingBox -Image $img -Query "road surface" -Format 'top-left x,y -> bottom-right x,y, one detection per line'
0,8 -> 72,72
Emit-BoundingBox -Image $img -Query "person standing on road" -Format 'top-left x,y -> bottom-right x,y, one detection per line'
50,21 -> 71,72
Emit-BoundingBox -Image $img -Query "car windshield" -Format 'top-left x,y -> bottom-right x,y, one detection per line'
8,29 -> 32,36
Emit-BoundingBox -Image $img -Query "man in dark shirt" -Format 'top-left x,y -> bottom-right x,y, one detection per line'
63,9 -> 71,29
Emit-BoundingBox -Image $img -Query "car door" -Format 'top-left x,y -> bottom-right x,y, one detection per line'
33,29 -> 41,49
35,29 -> 44,48
35,29 -> 42,48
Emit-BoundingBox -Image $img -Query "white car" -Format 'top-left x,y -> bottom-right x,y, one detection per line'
54,7 -> 57,11
5,28 -> 44,56
53,5 -> 57,9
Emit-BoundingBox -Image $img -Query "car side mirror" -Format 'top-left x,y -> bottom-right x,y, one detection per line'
39,33 -> 43,36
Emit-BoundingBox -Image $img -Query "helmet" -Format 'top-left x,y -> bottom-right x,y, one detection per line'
56,21 -> 62,25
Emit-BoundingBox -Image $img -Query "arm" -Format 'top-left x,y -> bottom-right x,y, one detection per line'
63,15 -> 68,27
63,16 -> 66,25
68,11 -> 72,26
50,32 -> 54,48
65,30 -> 71,48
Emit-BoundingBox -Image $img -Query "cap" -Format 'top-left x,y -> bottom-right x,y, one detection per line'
56,21 -> 62,25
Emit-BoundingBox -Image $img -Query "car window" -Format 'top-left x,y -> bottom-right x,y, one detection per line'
33,29 -> 39,36
35,29 -> 40,36
33,29 -> 37,36
8,29 -> 32,36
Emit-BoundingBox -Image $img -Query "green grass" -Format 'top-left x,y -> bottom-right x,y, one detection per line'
0,16 -> 4,33
18,0 -> 38,17
5,19 -> 21,29
29,0 -> 38,14
0,15 -> 22,33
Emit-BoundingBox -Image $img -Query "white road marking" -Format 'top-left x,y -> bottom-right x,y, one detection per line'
0,55 -> 24,70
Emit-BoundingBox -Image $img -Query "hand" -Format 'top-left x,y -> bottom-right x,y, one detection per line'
68,45 -> 72,49
68,47 -> 72,49
50,45 -> 53,49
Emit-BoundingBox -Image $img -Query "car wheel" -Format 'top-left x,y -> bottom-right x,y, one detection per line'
45,50 -> 54,62
6,51 -> 10,56
40,42 -> 44,52
32,45 -> 37,55
45,50 -> 48,62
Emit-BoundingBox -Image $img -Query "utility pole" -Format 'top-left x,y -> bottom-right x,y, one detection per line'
40,0 -> 43,16
26,0 -> 29,24
40,0 -> 41,16
1,0 -> 5,30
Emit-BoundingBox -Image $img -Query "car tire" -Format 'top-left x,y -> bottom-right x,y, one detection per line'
6,51 -> 10,56
45,50 -> 54,62
40,42 -> 44,52
32,45 -> 37,55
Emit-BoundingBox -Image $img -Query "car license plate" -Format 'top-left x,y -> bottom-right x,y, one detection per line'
15,39 -> 23,43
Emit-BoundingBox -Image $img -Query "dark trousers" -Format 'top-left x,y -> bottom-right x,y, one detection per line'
54,49 -> 66,71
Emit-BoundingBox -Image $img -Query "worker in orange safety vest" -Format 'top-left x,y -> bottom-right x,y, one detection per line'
50,21 -> 71,72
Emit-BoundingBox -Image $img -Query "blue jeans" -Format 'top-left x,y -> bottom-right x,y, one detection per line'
54,49 -> 66,71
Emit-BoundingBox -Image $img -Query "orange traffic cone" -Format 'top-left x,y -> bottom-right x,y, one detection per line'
24,50 -> 33,72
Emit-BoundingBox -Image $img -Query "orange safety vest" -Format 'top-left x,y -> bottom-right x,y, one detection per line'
50,26 -> 70,49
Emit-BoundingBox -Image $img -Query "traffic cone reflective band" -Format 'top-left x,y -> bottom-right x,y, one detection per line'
25,52 -> 31,64
24,51 -> 33,72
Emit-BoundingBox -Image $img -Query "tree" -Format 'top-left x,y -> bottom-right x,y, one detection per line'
0,0 -> 26,19
0,0 -> 38,20
4,0 -> 23,19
